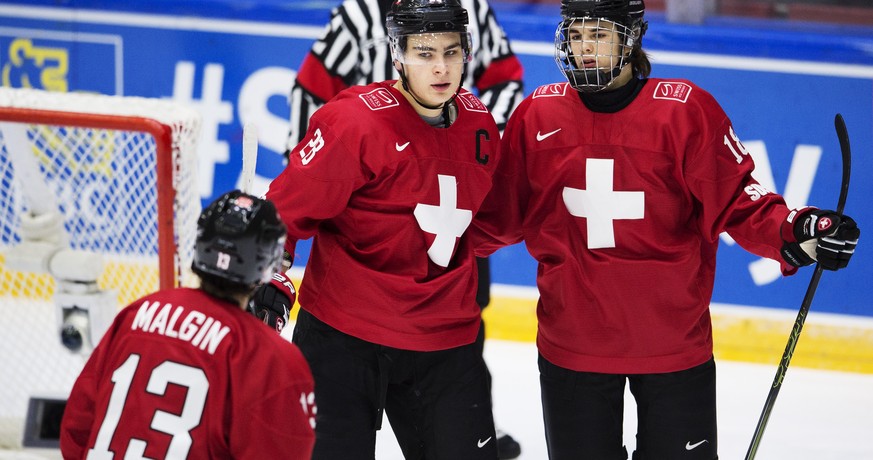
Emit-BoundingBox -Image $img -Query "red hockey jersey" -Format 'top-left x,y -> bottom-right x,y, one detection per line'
60,288 -> 315,459
477,79 -> 797,374
267,81 -> 500,351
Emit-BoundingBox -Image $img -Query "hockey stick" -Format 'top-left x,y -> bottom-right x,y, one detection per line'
744,113 -> 852,459
240,122 -> 258,195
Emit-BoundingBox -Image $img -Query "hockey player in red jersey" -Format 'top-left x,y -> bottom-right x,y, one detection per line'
474,0 -> 861,458
284,1 -> 525,456
262,0 -> 501,458
60,191 -> 316,460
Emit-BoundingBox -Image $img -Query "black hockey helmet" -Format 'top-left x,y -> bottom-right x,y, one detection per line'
386,0 -> 469,36
561,0 -> 647,32
192,190 -> 287,288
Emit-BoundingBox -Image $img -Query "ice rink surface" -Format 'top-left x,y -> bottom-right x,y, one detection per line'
2,338 -> 872,460
375,339 -> 873,460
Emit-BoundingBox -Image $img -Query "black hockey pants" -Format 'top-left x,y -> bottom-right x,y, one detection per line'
292,308 -> 498,460
539,355 -> 718,459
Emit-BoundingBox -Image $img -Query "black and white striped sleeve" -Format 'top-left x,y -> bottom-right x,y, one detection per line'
464,0 -> 525,132
287,0 -> 389,149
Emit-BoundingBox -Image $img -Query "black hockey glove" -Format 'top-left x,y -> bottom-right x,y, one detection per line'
817,215 -> 859,270
781,209 -> 860,271
247,272 -> 296,333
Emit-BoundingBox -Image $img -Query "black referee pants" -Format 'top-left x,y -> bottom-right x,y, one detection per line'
293,308 -> 497,460
539,355 -> 718,460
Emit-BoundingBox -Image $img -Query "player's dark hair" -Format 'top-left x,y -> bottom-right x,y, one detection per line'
630,44 -> 651,78
197,273 -> 253,305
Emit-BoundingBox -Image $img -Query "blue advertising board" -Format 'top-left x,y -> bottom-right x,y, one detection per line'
0,1 -> 870,316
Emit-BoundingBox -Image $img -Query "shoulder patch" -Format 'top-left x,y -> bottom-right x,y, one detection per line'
652,81 -> 693,103
456,91 -> 488,113
533,83 -> 569,99
359,88 -> 400,111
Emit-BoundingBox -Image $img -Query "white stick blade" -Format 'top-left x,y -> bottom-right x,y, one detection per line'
241,122 -> 258,194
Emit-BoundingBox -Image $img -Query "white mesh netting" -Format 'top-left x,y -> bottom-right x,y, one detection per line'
0,87 -> 201,449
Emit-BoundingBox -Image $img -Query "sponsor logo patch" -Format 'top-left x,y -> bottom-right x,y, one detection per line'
359,88 -> 400,110
456,91 -> 488,113
653,81 -> 693,103
533,83 -> 568,98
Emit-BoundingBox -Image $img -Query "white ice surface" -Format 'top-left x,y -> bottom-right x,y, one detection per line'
374,339 -> 873,460
3,339 -> 871,460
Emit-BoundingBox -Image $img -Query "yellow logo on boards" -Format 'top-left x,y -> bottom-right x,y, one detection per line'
2,38 -> 69,91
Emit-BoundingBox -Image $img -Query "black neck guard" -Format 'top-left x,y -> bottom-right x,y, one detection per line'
580,78 -> 647,113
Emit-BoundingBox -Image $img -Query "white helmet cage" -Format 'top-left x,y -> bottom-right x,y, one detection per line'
555,18 -> 641,93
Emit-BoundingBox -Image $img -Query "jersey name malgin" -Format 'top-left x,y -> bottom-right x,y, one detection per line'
131,300 -> 231,355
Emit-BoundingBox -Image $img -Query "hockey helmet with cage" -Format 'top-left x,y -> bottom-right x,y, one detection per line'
192,190 -> 287,288
556,0 -> 648,92
386,0 -> 472,65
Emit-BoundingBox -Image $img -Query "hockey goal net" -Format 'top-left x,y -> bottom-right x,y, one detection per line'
0,87 -> 201,449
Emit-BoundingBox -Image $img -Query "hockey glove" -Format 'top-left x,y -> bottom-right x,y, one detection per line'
817,215 -> 859,270
247,272 -> 297,333
781,209 -> 860,271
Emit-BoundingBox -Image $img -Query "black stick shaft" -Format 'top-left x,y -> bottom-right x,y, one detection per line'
744,114 -> 851,459
833,114 -> 852,216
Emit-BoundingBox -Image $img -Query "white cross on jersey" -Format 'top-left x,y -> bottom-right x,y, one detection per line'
414,174 -> 473,267
562,158 -> 645,249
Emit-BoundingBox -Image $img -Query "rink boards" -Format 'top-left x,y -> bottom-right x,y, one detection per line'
481,284 -> 873,374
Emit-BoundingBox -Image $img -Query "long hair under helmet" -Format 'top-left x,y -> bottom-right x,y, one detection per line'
555,0 -> 648,93
386,0 -> 473,110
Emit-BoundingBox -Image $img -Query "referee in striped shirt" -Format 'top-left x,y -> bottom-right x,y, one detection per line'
285,1 -> 524,458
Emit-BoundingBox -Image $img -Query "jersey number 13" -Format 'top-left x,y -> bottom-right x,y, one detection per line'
87,354 -> 208,459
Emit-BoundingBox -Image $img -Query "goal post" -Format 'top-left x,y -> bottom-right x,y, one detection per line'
0,87 -> 202,449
